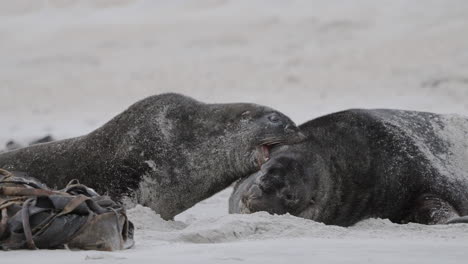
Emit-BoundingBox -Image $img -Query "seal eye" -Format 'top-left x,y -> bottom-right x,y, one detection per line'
268,114 -> 280,123
241,111 -> 253,121
241,111 -> 251,117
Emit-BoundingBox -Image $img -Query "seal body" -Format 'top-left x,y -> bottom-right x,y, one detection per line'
0,93 -> 303,220
230,109 -> 468,226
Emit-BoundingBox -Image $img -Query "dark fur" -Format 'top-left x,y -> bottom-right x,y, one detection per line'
0,93 -> 303,220
230,109 -> 468,226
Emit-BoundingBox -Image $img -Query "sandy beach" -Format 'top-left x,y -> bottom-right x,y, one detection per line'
1,1 -> 468,263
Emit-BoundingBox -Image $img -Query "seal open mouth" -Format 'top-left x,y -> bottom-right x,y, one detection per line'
256,141 -> 282,167
255,130 -> 306,168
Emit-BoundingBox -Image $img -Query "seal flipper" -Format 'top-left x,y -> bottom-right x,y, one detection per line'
406,194 -> 460,225
446,216 -> 468,224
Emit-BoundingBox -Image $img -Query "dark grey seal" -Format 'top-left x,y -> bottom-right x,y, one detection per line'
0,93 -> 304,220
230,109 -> 468,226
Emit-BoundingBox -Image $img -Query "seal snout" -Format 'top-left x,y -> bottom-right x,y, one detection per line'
239,151 -> 312,216
284,126 -> 306,144
240,169 -> 283,213
241,184 -> 265,212
254,112 -> 305,168
284,124 -> 300,135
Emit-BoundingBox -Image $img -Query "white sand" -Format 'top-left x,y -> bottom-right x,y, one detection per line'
1,0 -> 468,263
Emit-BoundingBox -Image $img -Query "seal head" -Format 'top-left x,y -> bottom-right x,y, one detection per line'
234,149 -> 317,217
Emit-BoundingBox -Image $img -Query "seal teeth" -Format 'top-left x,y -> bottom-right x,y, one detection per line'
262,145 -> 270,162
256,144 -> 271,168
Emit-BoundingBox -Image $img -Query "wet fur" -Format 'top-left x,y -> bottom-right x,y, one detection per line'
230,109 -> 468,226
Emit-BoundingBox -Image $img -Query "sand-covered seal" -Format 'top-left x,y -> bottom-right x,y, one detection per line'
0,93 -> 304,220
230,109 -> 468,226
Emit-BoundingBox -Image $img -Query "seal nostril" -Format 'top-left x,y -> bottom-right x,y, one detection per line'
282,189 -> 297,202
284,124 -> 298,133
258,182 -> 275,194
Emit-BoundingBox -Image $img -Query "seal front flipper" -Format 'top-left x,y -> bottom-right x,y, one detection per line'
406,194 -> 460,225
446,216 -> 468,224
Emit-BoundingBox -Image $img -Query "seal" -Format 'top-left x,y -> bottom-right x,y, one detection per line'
230,109 -> 468,226
0,93 -> 304,220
